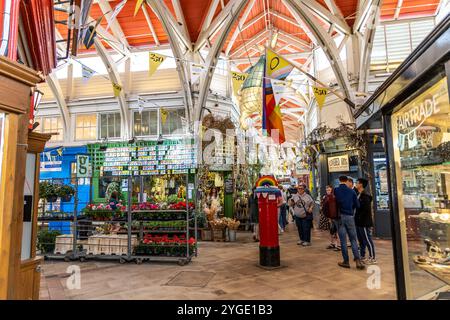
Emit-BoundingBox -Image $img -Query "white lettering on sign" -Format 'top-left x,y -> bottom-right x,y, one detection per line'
268,194 -> 276,200
397,94 -> 441,131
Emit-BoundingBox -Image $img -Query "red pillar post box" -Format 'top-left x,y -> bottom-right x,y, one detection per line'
256,186 -> 281,267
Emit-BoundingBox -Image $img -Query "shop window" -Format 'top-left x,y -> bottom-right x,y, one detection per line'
133,110 -> 158,136
391,76 -> 450,299
161,108 -> 185,135
75,114 -> 97,141
373,152 -> 389,210
100,113 -> 121,139
39,116 -> 64,141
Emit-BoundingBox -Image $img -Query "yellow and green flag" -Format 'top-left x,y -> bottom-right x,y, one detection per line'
149,52 -> 166,76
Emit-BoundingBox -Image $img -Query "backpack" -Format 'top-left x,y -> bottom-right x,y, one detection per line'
324,194 -> 338,219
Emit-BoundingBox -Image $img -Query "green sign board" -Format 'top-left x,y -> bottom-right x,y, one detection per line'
76,155 -> 90,177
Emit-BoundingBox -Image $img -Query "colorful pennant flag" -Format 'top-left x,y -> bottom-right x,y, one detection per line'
263,48 -> 294,144
270,79 -> 297,105
149,52 -> 166,76
56,148 -> 63,157
190,62 -> 206,84
81,64 -> 96,84
84,16 -> 103,49
312,86 -> 328,109
112,83 -> 122,97
373,134 -> 378,145
106,0 -> 127,31
160,108 -> 168,124
231,71 -> 248,97
134,0 -> 145,16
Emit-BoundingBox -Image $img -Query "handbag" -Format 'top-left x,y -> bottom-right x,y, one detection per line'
295,197 -> 309,219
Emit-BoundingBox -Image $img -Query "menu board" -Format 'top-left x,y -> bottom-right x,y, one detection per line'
97,140 -> 197,176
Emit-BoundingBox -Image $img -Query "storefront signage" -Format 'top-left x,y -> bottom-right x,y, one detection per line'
40,161 -> 62,172
92,139 -> 197,176
328,154 -> 350,172
76,155 -> 90,177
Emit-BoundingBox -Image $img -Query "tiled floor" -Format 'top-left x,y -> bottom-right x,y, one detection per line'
40,223 -> 397,300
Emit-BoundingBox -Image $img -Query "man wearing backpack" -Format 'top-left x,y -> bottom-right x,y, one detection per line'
334,176 -> 364,270
289,185 -> 315,246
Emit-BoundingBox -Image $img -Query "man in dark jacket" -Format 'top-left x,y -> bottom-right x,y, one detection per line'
334,176 -> 364,269
355,178 -> 376,264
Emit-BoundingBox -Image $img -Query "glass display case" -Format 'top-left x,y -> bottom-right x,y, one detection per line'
391,75 -> 450,299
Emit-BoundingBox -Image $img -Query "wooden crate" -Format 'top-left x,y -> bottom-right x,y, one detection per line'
86,234 -> 137,255
54,235 -> 73,254
212,229 -> 226,242
201,229 -> 213,241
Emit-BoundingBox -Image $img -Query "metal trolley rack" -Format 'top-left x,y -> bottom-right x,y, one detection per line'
37,174 -> 197,265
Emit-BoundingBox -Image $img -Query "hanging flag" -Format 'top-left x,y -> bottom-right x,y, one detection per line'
56,148 -> 63,157
112,83 -> 122,97
138,97 -> 145,114
160,108 -> 168,124
312,86 -> 328,109
84,16 -> 103,49
134,0 -> 145,16
270,79 -> 297,105
263,48 -> 294,144
373,134 -> 378,145
81,64 -> 95,84
231,71 -> 248,97
106,0 -> 127,31
148,52 -> 166,76
190,62 -> 206,84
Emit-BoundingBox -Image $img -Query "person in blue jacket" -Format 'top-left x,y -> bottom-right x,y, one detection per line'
334,176 -> 365,270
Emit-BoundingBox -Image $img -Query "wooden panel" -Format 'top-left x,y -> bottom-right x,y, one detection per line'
17,257 -> 42,300
0,75 -> 30,114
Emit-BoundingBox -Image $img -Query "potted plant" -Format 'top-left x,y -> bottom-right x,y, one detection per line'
57,184 -> 75,202
37,229 -> 62,254
39,181 -> 58,202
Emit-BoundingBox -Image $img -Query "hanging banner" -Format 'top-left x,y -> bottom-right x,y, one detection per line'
190,62 -> 206,84
231,71 -> 248,97
138,97 -> 145,114
263,48 -> 294,144
148,52 -> 166,76
81,64 -> 96,84
134,0 -> 144,16
312,86 -> 328,109
160,108 -> 168,124
112,83 -> 122,97
106,0 -> 127,31
84,16 -> 103,49
372,134 -> 378,145
270,79 -> 297,105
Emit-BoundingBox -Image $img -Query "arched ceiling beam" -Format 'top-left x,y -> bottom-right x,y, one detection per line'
323,0 -> 345,20
229,29 -> 269,58
87,16 -> 130,57
194,0 -> 249,122
194,0 -> 248,52
171,0 -> 191,45
301,0 -> 350,35
146,0 -> 192,52
354,0 -> 375,33
225,0 -> 257,55
141,4 -> 160,46
94,37 -> 130,139
283,0 -> 354,119
46,71 -> 71,139
96,0 -> 130,49
358,0 -> 382,92
202,0 -> 221,32
147,0 -> 193,124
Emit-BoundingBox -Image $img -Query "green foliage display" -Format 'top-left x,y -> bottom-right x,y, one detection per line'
37,230 -> 62,253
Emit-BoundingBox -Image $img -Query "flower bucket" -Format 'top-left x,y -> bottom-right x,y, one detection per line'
228,229 -> 237,242
212,228 -> 226,241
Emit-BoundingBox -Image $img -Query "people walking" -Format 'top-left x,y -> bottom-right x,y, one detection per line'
321,185 -> 340,251
355,178 -> 377,264
334,176 -> 364,269
248,188 -> 259,242
289,184 -> 315,246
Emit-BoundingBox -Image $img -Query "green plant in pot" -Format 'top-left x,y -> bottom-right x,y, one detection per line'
39,181 -> 58,202
57,184 -> 75,202
37,230 -> 61,254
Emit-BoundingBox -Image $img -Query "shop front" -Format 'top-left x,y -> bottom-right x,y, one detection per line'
356,15 -> 450,299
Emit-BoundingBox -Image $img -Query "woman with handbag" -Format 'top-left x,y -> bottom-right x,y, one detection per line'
288,184 -> 315,246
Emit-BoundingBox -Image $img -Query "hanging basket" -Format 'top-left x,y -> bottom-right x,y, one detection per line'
61,195 -> 73,202
46,195 -> 58,203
